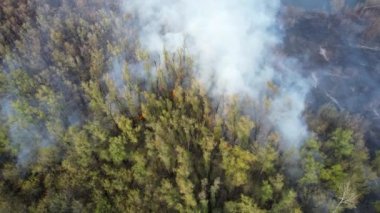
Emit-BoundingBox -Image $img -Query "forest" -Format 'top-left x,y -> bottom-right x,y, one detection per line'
0,0 -> 380,212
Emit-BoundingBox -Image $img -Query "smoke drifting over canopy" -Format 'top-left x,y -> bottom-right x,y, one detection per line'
124,0 -> 310,147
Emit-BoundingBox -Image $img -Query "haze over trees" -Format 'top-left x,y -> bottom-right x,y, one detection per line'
0,0 -> 379,212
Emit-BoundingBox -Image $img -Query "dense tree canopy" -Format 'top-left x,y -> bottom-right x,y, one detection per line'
0,0 -> 379,212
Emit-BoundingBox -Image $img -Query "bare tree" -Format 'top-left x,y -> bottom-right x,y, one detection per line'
332,181 -> 359,213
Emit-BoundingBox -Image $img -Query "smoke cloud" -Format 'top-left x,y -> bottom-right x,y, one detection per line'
123,0 -> 310,147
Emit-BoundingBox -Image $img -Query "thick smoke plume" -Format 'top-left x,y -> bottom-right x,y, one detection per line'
124,0 -> 310,147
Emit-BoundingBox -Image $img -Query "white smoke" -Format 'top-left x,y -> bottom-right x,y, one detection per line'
123,0 -> 310,147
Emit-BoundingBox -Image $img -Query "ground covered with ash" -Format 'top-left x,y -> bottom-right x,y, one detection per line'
283,2 -> 380,150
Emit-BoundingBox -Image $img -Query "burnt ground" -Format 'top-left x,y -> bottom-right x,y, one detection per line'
281,4 -> 380,152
